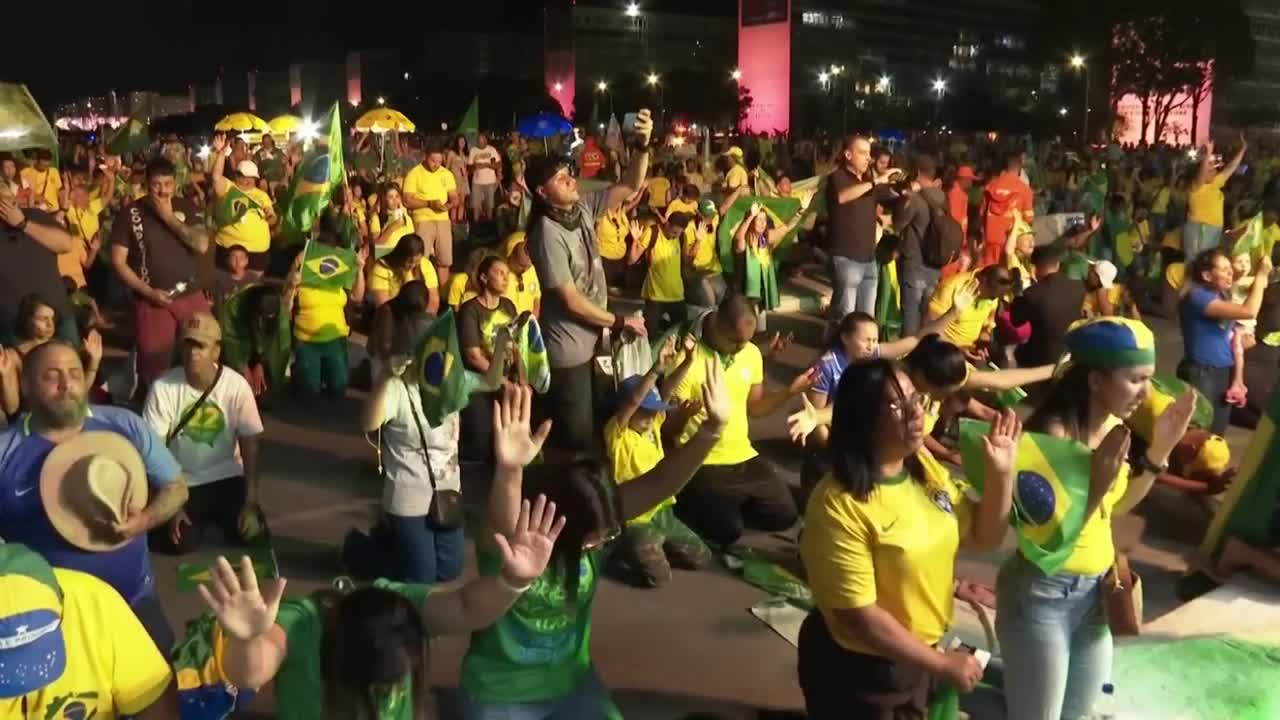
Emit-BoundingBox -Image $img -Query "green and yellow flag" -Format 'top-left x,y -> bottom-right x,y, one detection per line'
960,418 -> 1093,575
1126,374 -> 1214,443
415,309 -> 483,427
213,185 -> 264,228
300,241 -> 357,291
279,102 -> 345,244
1201,374 -> 1280,558
517,314 -> 550,394
0,83 -> 57,155
106,118 -> 149,156
876,260 -> 902,340
1231,212 -> 1270,261
716,195 -> 803,273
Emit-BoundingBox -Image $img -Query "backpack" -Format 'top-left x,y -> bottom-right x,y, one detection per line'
921,196 -> 964,269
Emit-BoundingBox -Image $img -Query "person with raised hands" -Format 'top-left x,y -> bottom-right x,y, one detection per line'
459,366 -> 729,719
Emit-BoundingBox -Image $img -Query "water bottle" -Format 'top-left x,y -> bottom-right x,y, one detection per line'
1094,682 -> 1118,719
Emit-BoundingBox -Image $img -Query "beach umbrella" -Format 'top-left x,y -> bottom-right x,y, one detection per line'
215,112 -> 270,133
267,114 -> 303,135
517,112 -> 572,139
354,108 -> 415,134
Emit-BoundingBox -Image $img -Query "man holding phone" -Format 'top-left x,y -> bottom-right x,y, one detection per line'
403,140 -> 459,288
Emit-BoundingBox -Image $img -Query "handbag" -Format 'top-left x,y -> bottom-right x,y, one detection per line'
1103,553 -> 1144,636
406,380 -> 463,530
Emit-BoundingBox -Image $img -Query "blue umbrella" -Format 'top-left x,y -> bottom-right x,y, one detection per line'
517,112 -> 572,139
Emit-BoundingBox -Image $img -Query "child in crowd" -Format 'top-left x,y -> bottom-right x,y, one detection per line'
605,335 -> 708,588
1226,252 -> 1257,407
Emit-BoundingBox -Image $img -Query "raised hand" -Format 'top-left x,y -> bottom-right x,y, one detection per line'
211,133 -> 227,154
1090,424 -> 1131,501
83,329 -> 103,367
656,334 -> 678,372
1148,389 -> 1196,466
981,409 -> 1022,480
493,495 -> 567,587
492,383 -> 552,470
632,108 -> 654,147
749,201 -> 762,217
197,556 -> 287,642
787,393 -> 820,447
788,366 -> 818,395
628,219 -> 644,241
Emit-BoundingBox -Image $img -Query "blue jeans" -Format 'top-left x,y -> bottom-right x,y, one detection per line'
461,668 -> 621,720
995,553 -> 1112,720
830,256 -> 878,320
343,514 -> 466,583
900,265 -> 941,337
1178,360 -> 1232,435
1182,222 -> 1223,261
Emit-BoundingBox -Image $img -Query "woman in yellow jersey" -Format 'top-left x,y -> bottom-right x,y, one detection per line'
367,234 -> 440,313
210,133 -> 276,274
798,358 -> 1020,718
369,185 -> 415,259
596,185 -> 636,290
1184,134 -> 1246,259
997,318 -> 1195,720
683,199 -> 725,313
291,231 -> 367,402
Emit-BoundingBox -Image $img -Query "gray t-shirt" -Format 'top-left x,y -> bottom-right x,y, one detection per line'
529,189 -> 610,368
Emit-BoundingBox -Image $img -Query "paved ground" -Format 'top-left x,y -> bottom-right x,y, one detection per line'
144,270 -> 1255,719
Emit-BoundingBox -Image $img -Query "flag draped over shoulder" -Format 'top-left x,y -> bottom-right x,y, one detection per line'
213,185 -> 264,228
715,195 -> 803,276
300,241 -> 357,291
1201,377 -> 1280,557
172,614 -> 253,720
415,309 -> 483,426
959,418 -> 1093,575
279,102 -> 344,244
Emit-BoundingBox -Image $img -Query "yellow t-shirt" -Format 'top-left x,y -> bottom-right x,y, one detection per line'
604,413 -> 673,524
446,271 -> 477,309
1187,173 -> 1227,228
688,217 -> 721,274
1006,250 -> 1031,291
403,164 -> 456,223
638,226 -> 684,303
673,340 -> 763,466
726,164 -> 748,191
370,211 -> 415,256
215,187 -> 274,253
62,199 -> 104,288
1081,285 -> 1133,319
294,286 -> 350,343
596,207 -> 629,261
0,568 -> 173,719
369,258 -> 440,303
927,271 -> 998,348
801,449 -> 973,655
1151,186 -> 1172,214
1059,417 -> 1131,576
664,198 -> 697,220
22,166 -> 62,210
504,266 -> 542,315
646,177 -> 672,209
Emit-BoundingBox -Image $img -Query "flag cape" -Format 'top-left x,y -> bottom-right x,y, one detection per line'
213,185 -> 264,228
0,83 -> 57,155
517,314 -> 550,393
716,195 -> 803,277
279,102 -> 344,243
215,284 -> 292,396
876,260 -> 902,340
1125,374 -> 1214,444
300,241 -> 357,291
959,419 -> 1093,575
172,613 -> 253,719
457,96 -> 479,138
1200,376 -> 1280,557
415,309 -> 483,426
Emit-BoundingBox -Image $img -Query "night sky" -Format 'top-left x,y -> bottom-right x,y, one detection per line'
6,0 -> 737,107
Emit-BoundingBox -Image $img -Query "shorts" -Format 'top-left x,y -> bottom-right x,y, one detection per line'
216,243 -> 270,272
416,219 -> 454,268
471,183 -> 499,214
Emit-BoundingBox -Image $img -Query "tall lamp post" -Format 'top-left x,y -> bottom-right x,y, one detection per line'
1070,54 -> 1089,143
932,77 -> 948,127
830,64 -> 848,135
646,72 -> 664,131
596,80 -> 613,119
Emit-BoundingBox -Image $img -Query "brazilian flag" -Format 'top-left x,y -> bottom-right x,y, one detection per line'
106,118 -> 149,156
213,185 -> 263,228
875,260 -> 902,341
518,314 -> 550,394
1202,376 -> 1280,560
279,102 -> 345,244
300,241 -> 357,291
1126,374 -> 1214,444
959,418 -> 1093,575
1231,212 -> 1269,260
716,195 -> 804,277
415,309 -> 483,427
172,613 -> 255,718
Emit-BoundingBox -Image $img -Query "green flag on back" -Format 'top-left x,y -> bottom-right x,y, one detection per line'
458,96 -> 480,138
959,418 -> 1093,575
279,102 -> 345,244
300,241 -> 357,291
716,195 -> 803,273
415,309 -> 483,427
213,184 -> 264,228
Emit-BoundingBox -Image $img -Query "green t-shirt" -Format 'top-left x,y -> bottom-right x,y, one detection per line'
461,548 -> 600,703
272,579 -> 431,720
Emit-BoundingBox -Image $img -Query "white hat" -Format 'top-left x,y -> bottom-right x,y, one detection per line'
1092,260 -> 1118,289
236,160 -> 260,179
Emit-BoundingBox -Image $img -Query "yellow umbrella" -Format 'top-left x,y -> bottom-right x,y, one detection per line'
214,112 -> 270,133
354,108 -> 415,134
267,114 -> 303,135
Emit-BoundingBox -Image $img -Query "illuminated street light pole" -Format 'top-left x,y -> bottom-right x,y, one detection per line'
646,73 -> 664,131
831,64 -> 848,135
597,80 -> 613,118
1071,54 -> 1089,143
932,77 -> 948,126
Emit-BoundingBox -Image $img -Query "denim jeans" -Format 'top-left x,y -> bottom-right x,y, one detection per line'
830,256 -> 879,320
1182,221 -> 1223,261
342,515 -> 466,583
461,668 -> 621,720
1178,360 -> 1232,435
995,553 -> 1112,720
293,337 -> 349,402
900,265 -> 941,337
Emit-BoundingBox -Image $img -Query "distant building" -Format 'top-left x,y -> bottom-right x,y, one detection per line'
1217,0 -> 1280,123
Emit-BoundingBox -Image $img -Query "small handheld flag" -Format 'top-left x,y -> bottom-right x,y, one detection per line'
300,241 -> 357,291
415,309 -> 483,426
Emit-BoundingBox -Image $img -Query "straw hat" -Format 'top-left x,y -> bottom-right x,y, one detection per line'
40,432 -> 149,552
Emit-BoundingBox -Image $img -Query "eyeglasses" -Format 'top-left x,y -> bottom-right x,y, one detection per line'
887,392 -> 930,420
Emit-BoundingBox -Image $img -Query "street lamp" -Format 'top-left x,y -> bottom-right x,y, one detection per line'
646,73 -> 664,131
377,96 -> 385,105
1070,54 -> 1090,142
554,82 -> 563,92
731,68 -> 742,82
878,75 -> 892,94
596,80 -> 613,118
625,2 -> 640,17
1059,107 -> 1069,117
932,78 -> 947,126
818,71 -> 830,85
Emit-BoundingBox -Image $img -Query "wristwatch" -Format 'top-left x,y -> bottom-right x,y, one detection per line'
1132,452 -> 1168,476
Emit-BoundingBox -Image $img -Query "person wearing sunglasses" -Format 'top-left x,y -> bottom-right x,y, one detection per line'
799,358 -> 1021,718
459,368 -> 730,719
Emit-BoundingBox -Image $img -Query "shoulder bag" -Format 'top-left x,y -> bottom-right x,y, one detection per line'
405,380 -> 463,529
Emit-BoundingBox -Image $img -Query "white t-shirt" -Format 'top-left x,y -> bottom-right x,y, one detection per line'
468,146 -> 502,187
380,378 -> 461,517
142,366 -> 264,487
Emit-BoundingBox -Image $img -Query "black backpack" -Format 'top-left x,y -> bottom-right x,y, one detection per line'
921,197 -> 964,269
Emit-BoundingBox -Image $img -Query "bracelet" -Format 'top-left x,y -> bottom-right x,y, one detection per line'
498,572 -> 533,594
1133,452 -> 1168,476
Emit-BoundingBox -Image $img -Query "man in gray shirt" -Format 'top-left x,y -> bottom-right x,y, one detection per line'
527,110 -> 653,456
893,155 -> 949,336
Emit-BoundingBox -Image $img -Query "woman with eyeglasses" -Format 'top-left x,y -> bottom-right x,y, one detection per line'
798,358 -> 1021,718
996,318 -> 1195,720
459,373 -> 730,719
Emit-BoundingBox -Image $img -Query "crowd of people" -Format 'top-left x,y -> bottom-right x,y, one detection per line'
0,92 -> 1278,720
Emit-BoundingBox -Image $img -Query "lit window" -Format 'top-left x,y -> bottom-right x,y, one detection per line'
802,11 -> 828,27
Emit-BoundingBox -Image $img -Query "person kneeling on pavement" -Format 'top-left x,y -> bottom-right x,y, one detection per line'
605,335 -> 709,587
143,311 -> 265,555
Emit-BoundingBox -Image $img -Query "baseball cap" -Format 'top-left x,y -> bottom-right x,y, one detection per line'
1091,260 -> 1118,289
617,375 -> 675,413
236,160 -> 260,179
956,165 -> 977,181
698,199 -> 718,217
180,311 -> 223,345
0,544 -> 66,699
724,146 -> 744,160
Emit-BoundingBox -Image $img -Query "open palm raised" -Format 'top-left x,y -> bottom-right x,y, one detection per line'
493,383 -> 552,469
197,556 -> 287,641
493,494 -> 567,585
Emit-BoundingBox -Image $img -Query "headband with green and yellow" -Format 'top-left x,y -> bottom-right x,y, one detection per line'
1063,317 -> 1157,369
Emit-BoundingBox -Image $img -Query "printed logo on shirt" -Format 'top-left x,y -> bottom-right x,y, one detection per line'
177,400 -> 227,446
931,489 -> 954,515
44,691 -> 99,719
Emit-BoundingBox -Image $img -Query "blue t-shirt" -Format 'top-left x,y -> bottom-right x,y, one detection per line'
812,347 -> 849,398
1180,286 -> 1234,368
0,405 -> 182,604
